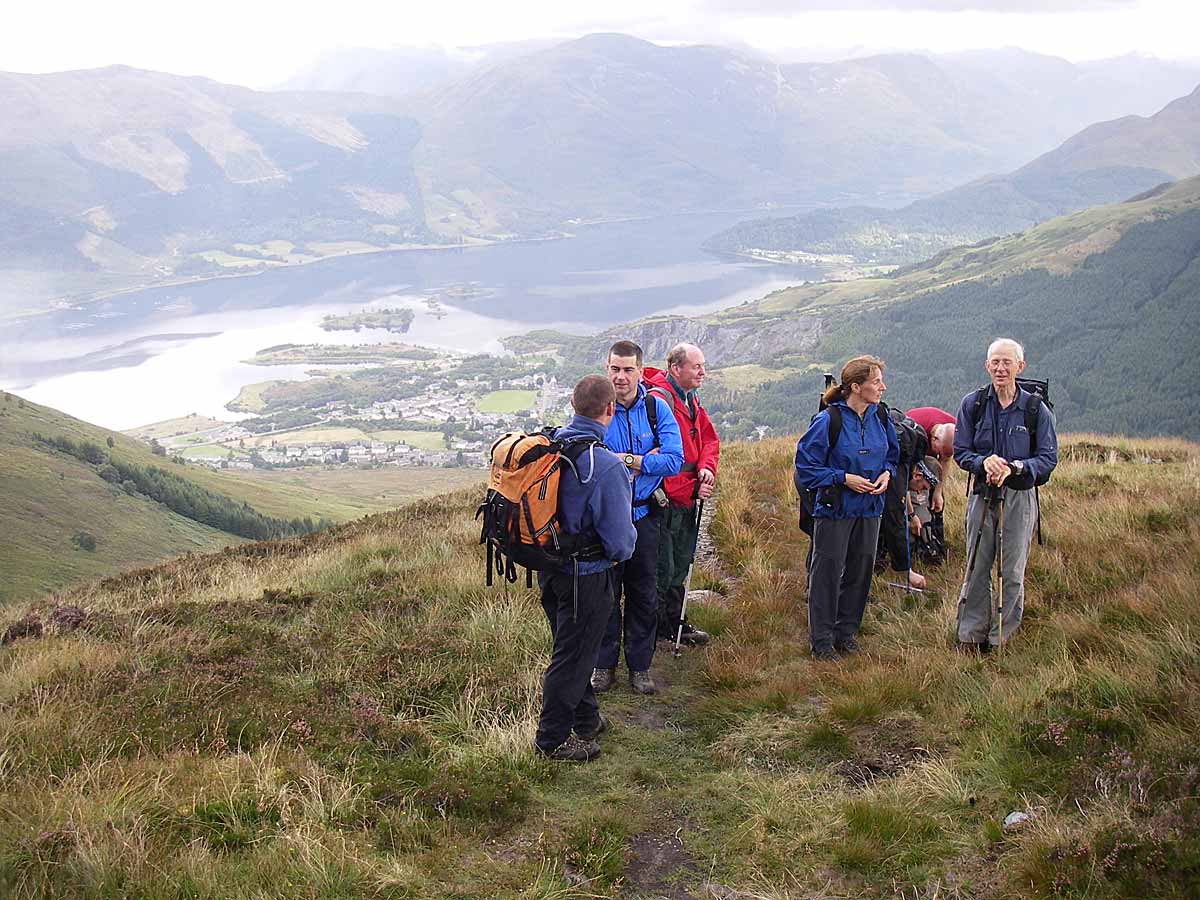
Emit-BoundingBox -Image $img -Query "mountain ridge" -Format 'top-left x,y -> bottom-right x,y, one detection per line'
3,37 -> 1198,313
704,83 -> 1200,265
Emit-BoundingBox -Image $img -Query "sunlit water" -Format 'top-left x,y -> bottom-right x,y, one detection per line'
0,210 -> 820,429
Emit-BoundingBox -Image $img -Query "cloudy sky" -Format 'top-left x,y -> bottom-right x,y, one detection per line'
3,0 -> 1197,87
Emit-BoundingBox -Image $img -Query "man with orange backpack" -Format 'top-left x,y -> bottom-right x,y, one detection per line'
533,375 -> 636,761
643,342 -> 720,648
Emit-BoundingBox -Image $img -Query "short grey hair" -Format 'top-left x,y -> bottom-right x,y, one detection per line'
986,337 -> 1025,363
667,342 -> 701,370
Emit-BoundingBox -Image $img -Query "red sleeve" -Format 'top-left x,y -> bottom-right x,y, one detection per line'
696,406 -> 720,475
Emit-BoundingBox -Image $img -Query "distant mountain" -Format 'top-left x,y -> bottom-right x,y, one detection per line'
2,37 -> 1198,314
408,37 -> 1200,237
705,84 -> 1200,265
278,40 -> 562,98
0,66 -> 428,313
587,177 -> 1200,439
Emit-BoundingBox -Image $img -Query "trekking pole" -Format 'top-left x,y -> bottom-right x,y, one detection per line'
995,492 -> 1005,655
673,498 -> 705,658
902,469 -> 913,600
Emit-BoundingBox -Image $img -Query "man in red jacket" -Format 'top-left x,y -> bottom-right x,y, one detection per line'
643,342 -> 720,647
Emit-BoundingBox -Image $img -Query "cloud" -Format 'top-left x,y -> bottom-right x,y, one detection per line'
698,0 -> 1136,11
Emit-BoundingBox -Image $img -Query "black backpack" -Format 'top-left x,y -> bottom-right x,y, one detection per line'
888,407 -> 928,470
968,376 -> 1054,543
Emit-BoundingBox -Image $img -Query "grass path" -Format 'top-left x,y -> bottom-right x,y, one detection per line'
0,434 -> 1197,897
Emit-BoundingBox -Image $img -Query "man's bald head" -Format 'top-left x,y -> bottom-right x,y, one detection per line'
667,342 -> 706,391
929,423 -> 955,460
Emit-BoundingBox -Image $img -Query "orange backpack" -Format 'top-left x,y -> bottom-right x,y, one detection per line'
476,431 -> 605,586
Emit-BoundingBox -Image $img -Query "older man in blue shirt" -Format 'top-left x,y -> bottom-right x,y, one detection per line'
592,340 -> 683,695
953,338 -> 1058,651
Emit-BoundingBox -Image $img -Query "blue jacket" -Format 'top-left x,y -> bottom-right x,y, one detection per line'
553,416 -> 637,574
603,384 -> 684,523
953,386 -> 1057,488
794,401 -> 900,520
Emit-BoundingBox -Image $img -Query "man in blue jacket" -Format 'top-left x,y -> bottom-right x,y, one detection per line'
536,375 -> 637,762
592,340 -> 683,695
953,338 -> 1058,651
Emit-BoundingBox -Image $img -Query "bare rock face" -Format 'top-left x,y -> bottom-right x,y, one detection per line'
620,314 -> 826,367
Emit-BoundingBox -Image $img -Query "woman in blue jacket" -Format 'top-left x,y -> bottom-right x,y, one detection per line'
795,355 -> 899,661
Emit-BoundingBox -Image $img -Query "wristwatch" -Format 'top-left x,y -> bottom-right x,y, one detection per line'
1008,460 -> 1026,476
623,453 -> 636,467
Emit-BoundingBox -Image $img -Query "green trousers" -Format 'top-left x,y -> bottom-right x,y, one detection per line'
656,503 -> 701,636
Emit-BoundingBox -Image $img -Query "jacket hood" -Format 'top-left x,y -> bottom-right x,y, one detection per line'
643,366 -> 668,386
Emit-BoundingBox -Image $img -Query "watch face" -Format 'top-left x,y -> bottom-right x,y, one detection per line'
625,454 -> 635,465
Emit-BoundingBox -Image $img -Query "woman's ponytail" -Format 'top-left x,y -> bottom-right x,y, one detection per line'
821,381 -> 845,407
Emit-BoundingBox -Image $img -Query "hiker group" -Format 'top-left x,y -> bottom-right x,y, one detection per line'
478,335 -> 1057,763
794,338 -> 1057,661
478,341 -> 719,761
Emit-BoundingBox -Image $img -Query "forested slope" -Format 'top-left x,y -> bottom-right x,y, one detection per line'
698,178 -> 1200,440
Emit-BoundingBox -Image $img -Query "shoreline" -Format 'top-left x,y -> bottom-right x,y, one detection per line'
2,204 -> 821,326
1,232 -> 568,326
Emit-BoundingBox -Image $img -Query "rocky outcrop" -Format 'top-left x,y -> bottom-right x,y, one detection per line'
612,314 -> 826,367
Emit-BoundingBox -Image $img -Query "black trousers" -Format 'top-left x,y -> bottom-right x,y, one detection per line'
808,516 -> 881,651
878,463 -> 912,573
656,503 -> 701,636
535,567 -> 617,752
598,512 -> 661,672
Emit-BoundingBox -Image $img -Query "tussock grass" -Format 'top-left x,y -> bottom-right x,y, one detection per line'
1,437 -> 1197,897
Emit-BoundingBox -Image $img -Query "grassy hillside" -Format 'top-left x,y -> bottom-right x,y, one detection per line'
0,395 -> 245,604
0,431 -> 1196,897
0,396 -> 482,603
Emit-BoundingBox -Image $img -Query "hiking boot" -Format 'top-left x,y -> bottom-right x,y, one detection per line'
591,667 -> 615,693
678,622 -> 710,646
629,670 -> 657,695
574,713 -> 609,741
835,637 -> 862,655
811,646 -> 840,662
536,735 -> 601,762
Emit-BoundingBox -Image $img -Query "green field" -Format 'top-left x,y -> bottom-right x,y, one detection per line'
224,467 -> 483,519
225,381 -> 279,413
178,445 -> 248,460
477,389 -> 537,413
240,426 -> 369,449
366,429 -> 446,450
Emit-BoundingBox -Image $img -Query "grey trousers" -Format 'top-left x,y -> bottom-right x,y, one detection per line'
956,487 -> 1036,645
807,516 -> 881,651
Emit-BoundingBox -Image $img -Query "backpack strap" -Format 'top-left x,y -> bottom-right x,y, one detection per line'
826,405 -> 843,452
966,387 -> 989,497
876,401 -> 889,431
1022,391 -> 1046,546
645,386 -> 674,452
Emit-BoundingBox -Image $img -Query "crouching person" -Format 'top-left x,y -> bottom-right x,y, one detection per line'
535,375 -> 637,762
795,356 -> 898,661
